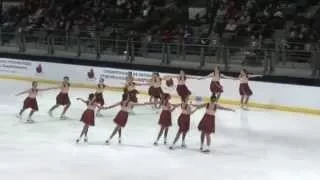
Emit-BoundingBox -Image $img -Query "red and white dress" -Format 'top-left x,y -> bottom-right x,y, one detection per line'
198,103 -> 217,134
158,101 -> 172,127
148,77 -> 163,99
113,101 -> 131,127
80,101 -> 98,126
177,103 -> 191,133
23,88 -> 39,111
210,73 -> 223,94
176,75 -> 191,101
123,82 -> 139,103
95,83 -> 106,106
239,75 -> 253,96
56,82 -> 71,105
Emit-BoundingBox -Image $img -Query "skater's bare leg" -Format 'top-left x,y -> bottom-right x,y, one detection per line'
61,103 -> 71,117
163,127 -> 169,144
106,126 -> 121,143
154,127 -> 164,145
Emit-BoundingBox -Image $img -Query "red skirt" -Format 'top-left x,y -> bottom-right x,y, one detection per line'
95,92 -> 104,106
158,110 -> 172,127
239,83 -> 253,96
114,110 -> 129,127
56,92 -> 70,105
149,87 -> 163,98
198,114 -> 215,134
23,97 -> 38,111
80,109 -> 95,126
210,81 -> 223,93
176,84 -> 191,101
178,114 -> 190,133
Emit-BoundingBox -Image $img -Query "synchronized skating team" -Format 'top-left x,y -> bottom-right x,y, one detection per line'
16,67 -> 262,153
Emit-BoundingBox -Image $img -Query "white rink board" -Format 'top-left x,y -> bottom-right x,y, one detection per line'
0,58 -> 320,110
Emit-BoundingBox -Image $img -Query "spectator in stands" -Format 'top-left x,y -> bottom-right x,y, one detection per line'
162,29 -> 173,64
140,30 -> 152,57
199,33 -> 209,67
237,11 -> 251,26
214,5 -> 227,36
225,19 -> 237,32
311,43 -> 320,77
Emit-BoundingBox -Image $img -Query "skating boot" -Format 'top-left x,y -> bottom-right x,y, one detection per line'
153,141 -> 158,146
202,145 -> 210,153
48,110 -> 53,117
105,139 -> 110,145
26,117 -> 34,123
60,115 -> 67,120
200,145 -> 204,151
169,144 -> 175,150
16,114 -> 21,119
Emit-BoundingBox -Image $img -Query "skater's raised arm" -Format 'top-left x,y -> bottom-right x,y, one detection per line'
88,96 -> 96,104
248,74 -> 263,78
169,104 -> 180,112
189,102 -> 199,107
131,102 -> 153,106
216,104 -> 235,112
38,87 -> 59,91
134,82 -> 150,86
197,73 -> 213,80
190,107 -> 199,114
221,74 -> 236,80
102,101 -> 122,110
16,89 -> 30,96
193,103 -> 207,109
76,98 -> 88,104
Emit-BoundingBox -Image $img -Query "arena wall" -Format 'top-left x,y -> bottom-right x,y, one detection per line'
0,57 -> 319,115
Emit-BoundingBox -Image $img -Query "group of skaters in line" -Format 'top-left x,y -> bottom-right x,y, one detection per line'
16,67 -> 262,152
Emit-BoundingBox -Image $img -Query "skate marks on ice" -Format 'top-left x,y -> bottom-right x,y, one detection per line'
76,141 -> 154,151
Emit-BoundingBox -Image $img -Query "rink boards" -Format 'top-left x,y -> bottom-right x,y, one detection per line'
0,57 -> 319,115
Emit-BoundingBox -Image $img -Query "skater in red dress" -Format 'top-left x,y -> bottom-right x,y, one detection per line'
154,93 -> 178,145
48,76 -> 71,119
194,95 -> 234,152
169,95 -> 197,150
123,72 -> 141,103
95,78 -> 108,116
176,70 -> 191,102
148,73 -> 157,104
102,93 -> 151,144
76,93 -> 101,143
16,81 -> 56,123
199,66 -> 233,101
148,72 -> 163,109
238,69 -> 262,109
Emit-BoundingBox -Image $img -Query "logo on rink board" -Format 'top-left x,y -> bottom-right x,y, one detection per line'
87,68 -> 96,81
100,69 -> 152,82
0,58 -> 32,74
36,64 -> 43,74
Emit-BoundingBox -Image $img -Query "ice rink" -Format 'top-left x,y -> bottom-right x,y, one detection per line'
1,79 -> 320,180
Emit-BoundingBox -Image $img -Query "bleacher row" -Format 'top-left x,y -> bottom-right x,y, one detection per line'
1,0 -> 320,77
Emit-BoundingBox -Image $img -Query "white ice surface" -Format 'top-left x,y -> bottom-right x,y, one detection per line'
0,79 -> 320,180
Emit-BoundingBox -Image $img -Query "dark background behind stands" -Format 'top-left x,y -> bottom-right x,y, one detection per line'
1,0 -> 320,79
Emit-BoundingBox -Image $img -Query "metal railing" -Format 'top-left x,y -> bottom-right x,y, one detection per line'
1,30 -> 320,78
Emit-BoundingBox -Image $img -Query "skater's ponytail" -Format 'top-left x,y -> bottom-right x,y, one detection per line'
210,94 -> 217,102
122,93 -> 130,101
160,93 -> 170,105
88,93 -> 95,101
